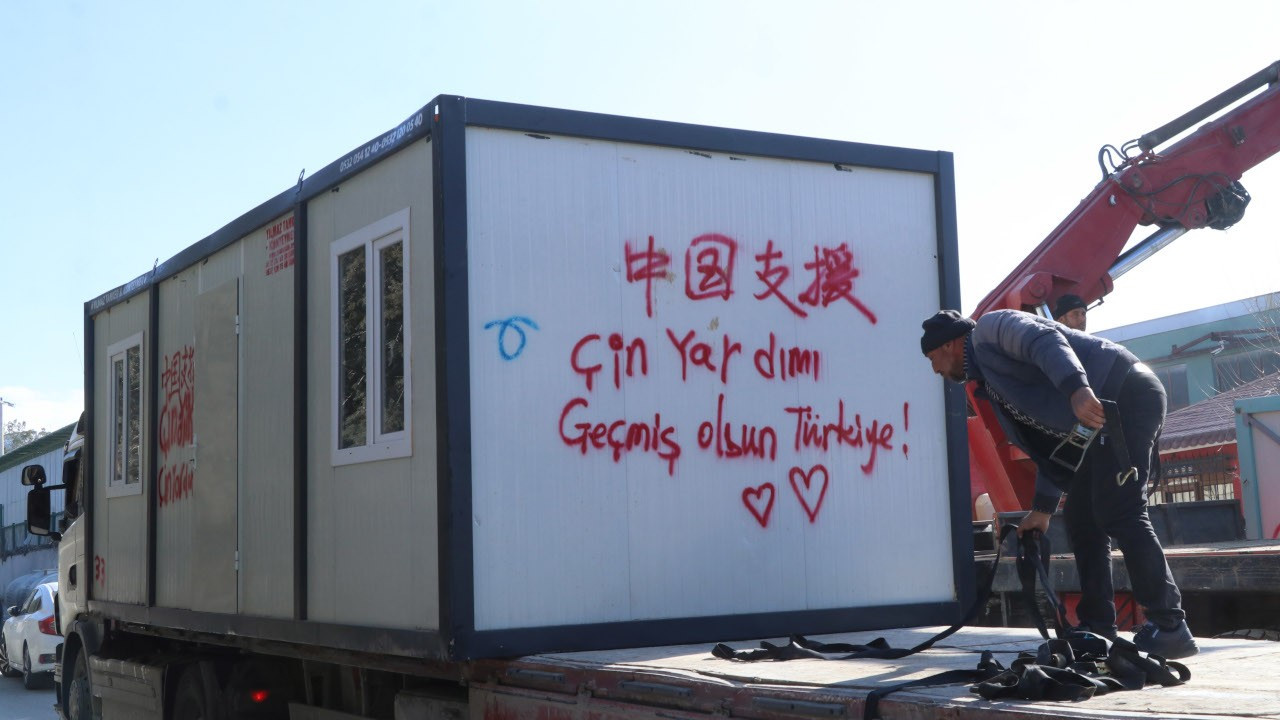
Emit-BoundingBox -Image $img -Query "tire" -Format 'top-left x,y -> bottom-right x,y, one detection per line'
21,644 -> 43,690
1213,628 -> 1280,641
0,634 -> 19,678
66,650 -> 96,720
173,665 -> 209,720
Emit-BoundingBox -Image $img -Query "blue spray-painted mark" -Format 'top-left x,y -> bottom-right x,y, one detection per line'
484,316 -> 540,360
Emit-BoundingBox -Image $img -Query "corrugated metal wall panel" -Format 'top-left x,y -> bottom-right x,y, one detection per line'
306,139 -> 438,630
191,278 -> 239,613
197,243 -> 245,295
0,439 -> 68,590
155,245 -> 246,613
0,437 -> 68,524
239,215 -> 296,618
464,128 -> 952,631
93,295 -> 150,605
156,267 -> 199,608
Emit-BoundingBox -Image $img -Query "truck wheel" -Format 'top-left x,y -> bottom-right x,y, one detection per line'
0,634 -> 19,678
174,665 -> 210,720
67,651 -> 96,720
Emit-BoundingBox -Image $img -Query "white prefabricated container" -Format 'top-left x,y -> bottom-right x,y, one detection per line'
83,97 -> 969,659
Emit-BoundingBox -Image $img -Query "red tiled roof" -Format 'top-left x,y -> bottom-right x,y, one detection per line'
1160,371 -> 1280,452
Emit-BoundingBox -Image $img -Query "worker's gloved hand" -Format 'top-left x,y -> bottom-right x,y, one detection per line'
1070,386 -> 1105,429
1017,510 -> 1052,537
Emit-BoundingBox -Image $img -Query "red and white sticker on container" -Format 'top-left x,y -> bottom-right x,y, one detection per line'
265,215 -> 296,276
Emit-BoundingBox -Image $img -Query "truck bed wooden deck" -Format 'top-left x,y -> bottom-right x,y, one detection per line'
471,626 -> 1280,719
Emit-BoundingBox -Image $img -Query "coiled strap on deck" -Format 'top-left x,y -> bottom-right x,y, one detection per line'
710,526 -> 1190,720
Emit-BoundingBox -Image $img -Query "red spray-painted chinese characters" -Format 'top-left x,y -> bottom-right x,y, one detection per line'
624,236 -> 669,319
159,346 -> 196,508
558,232 -> 908,528
628,233 -> 877,323
685,233 -> 737,301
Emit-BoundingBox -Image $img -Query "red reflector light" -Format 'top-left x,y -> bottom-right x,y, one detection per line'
250,690 -> 270,704
38,615 -> 57,636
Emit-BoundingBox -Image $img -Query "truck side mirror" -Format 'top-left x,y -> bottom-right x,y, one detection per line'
27,487 -> 60,541
5,606 -> 17,617
21,464 -> 47,487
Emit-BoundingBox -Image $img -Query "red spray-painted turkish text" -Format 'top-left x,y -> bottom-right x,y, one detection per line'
554,232 -> 911,527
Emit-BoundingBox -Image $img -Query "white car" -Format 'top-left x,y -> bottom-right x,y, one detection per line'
0,581 -> 59,689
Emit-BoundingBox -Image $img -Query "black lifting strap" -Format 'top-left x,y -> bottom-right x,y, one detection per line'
710,526 -> 1190,720
1101,398 -> 1140,487
714,525 -> 1022,662
1018,528 -> 1071,641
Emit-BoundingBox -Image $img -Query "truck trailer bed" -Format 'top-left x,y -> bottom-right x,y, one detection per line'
980,540 -> 1280,637
985,539 -> 1280,594
471,626 -> 1280,719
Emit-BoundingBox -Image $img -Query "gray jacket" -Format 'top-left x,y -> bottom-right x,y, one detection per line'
966,310 -> 1140,505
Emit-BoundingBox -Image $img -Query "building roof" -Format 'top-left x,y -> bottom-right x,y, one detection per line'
0,423 -> 76,474
1097,291 -> 1280,343
1160,371 -> 1280,452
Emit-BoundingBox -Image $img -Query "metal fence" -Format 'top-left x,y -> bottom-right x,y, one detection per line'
1151,453 -> 1237,505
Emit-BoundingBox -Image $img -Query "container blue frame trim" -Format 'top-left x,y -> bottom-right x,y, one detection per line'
435,97 -> 969,659
1234,395 -> 1280,540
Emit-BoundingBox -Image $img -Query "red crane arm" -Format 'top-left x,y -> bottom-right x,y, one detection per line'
966,61 -> 1280,516
976,61 -> 1280,318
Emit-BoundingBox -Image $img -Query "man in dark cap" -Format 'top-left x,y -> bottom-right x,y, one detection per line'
920,308 -> 1197,659
1054,294 -> 1088,331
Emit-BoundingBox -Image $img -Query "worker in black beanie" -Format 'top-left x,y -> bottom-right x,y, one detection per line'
919,309 -> 976,356
920,308 -> 1197,659
1054,294 -> 1088,331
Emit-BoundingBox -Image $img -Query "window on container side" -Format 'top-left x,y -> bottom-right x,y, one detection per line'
106,332 -> 145,497
331,208 -> 412,466
337,246 -> 367,449
376,238 -> 406,439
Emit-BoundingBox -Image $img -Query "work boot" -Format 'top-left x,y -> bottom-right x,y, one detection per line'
1133,620 -> 1199,659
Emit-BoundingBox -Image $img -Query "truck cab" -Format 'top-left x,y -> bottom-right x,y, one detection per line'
22,413 -> 88,713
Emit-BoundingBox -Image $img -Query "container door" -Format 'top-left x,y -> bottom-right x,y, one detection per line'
192,279 -> 239,613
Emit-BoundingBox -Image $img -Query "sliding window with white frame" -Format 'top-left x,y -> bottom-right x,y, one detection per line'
330,208 -> 411,466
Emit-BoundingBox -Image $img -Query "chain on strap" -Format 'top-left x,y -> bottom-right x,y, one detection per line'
982,381 -> 1069,439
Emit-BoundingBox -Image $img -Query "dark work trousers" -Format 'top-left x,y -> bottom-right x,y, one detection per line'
1062,369 -> 1185,633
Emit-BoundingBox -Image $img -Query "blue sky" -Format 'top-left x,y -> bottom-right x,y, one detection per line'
2,0 -> 1279,433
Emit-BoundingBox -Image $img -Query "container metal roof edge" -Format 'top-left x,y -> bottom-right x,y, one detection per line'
459,96 -> 947,174
85,95 -> 949,316
87,100 -> 437,315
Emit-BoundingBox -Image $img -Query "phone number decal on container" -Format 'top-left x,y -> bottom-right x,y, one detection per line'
339,113 -> 425,174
